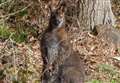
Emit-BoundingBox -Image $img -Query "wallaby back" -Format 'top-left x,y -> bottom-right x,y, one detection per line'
59,52 -> 85,83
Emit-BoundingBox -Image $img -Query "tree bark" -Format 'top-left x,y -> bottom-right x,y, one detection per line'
78,0 -> 116,30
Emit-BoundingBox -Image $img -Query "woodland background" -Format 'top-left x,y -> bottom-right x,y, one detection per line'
0,0 -> 120,83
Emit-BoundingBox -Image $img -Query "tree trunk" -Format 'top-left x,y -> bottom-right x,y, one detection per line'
78,0 -> 116,30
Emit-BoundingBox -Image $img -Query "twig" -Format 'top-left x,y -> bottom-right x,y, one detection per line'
0,3 -> 32,18
0,0 -> 11,7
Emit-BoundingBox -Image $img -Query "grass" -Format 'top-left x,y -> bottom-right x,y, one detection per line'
0,25 -> 11,39
87,79 -> 118,83
87,64 -> 120,83
0,24 -> 28,43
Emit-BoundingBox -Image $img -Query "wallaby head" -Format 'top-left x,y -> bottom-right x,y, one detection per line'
48,0 -> 66,30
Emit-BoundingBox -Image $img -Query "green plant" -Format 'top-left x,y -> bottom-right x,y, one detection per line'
98,64 -> 117,76
97,64 -> 120,83
86,79 -> 119,83
0,25 -> 28,43
111,79 -> 117,83
12,32 -> 27,43
0,25 -> 11,39
86,79 -> 102,83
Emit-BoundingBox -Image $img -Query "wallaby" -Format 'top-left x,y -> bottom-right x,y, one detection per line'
41,0 -> 67,65
91,24 -> 120,54
40,0 -> 85,83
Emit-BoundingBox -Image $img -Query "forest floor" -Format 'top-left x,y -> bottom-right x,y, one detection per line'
0,1 -> 120,83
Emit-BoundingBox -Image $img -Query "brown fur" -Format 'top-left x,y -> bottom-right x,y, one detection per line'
59,52 -> 85,83
56,27 -> 67,40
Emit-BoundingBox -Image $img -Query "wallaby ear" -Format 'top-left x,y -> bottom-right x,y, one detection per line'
58,0 -> 66,12
60,4 -> 66,12
48,0 -> 66,12
49,0 -> 60,12
48,1 -> 53,13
